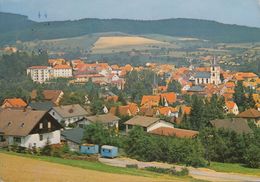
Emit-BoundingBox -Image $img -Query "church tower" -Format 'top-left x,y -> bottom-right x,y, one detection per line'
152,73 -> 159,95
210,57 -> 221,85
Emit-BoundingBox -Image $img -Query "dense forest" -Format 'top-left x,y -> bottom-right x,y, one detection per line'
2,12 -> 260,45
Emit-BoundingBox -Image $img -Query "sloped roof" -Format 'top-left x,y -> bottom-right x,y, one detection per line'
124,116 -> 161,127
52,104 -> 88,118
225,101 -> 236,109
188,86 -> 204,92
86,113 -> 120,124
160,92 -> 177,104
141,95 -> 160,106
2,98 -> 27,108
61,128 -> 84,144
43,90 -> 63,103
210,118 -> 252,134
149,127 -> 198,138
28,101 -> 54,111
194,72 -> 211,79
0,109 -> 46,136
238,108 -> 260,118
53,64 -> 72,69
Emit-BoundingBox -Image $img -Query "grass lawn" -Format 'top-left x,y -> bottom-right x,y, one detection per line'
209,162 -> 260,177
0,151 -> 203,182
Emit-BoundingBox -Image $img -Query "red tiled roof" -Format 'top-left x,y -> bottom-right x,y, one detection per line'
160,92 -> 177,104
53,64 -> 72,69
2,98 -> 27,108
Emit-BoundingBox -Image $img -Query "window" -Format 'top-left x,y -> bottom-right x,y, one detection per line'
14,137 -> 21,143
39,134 -> 43,141
52,112 -> 55,116
48,122 -> 51,129
39,123 -> 43,129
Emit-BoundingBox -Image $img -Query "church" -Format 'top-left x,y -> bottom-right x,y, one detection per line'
194,58 -> 221,85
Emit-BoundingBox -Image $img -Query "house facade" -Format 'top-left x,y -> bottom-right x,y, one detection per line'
49,104 -> 89,126
124,116 -> 174,133
0,109 -> 62,148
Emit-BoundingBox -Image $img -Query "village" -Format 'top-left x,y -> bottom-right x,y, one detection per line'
0,55 -> 260,181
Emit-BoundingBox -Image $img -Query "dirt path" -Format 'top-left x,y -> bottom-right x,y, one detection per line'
99,157 -> 260,182
0,153 -> 186,182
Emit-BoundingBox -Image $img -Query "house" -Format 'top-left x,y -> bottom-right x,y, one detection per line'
30,90 -> 64,106
110,103 -> 139,116
210,118 -> 253,134
124,116 -> 174,132
1,98 -> 27,109
49,104 -> 89,126
140,92 -> 176,107
43,90 -> 64,105
225,101 -> 239,115
238,108 -> 260,127
0,109 -> 62,148
149,127 -> 199,138
28,101 -> 54,111
83,114 -> 120,130
141,95 -> 160,107
155,107 -> 178,118
61,127 -> 84,151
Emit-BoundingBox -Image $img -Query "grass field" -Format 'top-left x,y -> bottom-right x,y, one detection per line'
91,36 -> 172,53
209,162 -> 260,177
0,151 -> 201,182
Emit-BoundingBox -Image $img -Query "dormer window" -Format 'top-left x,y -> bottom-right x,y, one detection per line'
39,123 -> 43,129
7,122 -> 11,126
21,123 -> 25,128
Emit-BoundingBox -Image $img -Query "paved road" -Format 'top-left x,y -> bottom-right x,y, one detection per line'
99,157 -> 260,182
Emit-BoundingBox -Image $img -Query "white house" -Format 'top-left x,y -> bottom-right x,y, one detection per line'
0,109 -> 62,148
49,104 -> 89,126
124,116 -> 174,133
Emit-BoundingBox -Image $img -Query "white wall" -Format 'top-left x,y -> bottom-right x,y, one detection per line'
147,120 -> 174,132
22,130 -> 61,148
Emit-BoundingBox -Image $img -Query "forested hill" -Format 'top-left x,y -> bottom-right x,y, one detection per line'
1,12 -> 260,45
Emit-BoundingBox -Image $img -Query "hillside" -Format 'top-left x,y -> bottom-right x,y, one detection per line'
1,12 -> 260,45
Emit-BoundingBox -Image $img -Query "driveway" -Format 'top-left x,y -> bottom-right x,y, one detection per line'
99,157 -> 260,182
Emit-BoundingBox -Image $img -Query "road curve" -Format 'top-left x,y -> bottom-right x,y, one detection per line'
99,157 -> 260,182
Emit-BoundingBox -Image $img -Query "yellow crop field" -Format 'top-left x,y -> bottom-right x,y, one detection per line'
93,36 -> 167,50
0,153 -> 186,182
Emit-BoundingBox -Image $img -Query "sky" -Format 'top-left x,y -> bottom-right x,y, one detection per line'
1,0 -> 260,27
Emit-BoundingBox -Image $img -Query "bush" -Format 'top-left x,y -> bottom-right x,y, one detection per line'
244,144 -> 260,168
126,164 -> 138,169
145,166 -> 189,176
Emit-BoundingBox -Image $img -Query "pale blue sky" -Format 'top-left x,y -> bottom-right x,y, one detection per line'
1,0 -> 260,27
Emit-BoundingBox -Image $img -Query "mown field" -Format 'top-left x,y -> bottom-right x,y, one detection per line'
0,152 -> 199,182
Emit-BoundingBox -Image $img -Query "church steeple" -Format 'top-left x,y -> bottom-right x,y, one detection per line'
210,56 -> 221,85
152,73 -> 159,95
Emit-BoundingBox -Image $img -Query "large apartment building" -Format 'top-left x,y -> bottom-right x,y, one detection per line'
52,64 -> 73,78
27,65 -> 72,83
27,66 -> 52,83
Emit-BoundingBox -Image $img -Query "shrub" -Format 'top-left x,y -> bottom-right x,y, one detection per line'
126,164 -> 138,169
145,166 -> 189,176
244,144 -> 260,168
